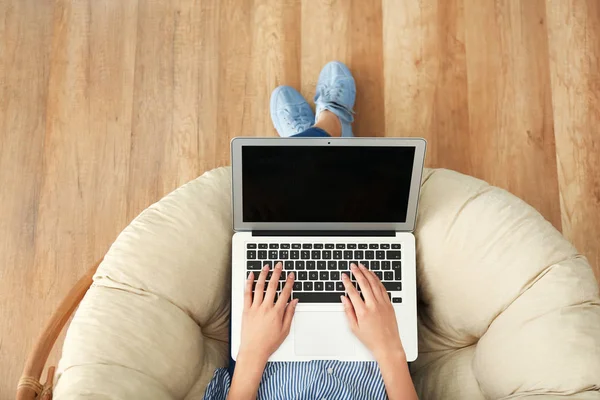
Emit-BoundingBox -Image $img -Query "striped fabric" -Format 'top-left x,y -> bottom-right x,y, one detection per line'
203,361 -> 387,399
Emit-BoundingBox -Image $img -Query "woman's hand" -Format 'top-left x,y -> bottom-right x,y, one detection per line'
238,262 -> 298,363
229,262 -> 298,400
340,263 -> 405,361
341,263 -> 417,400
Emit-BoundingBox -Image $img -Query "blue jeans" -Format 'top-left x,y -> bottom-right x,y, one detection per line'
292,127 -> 331,137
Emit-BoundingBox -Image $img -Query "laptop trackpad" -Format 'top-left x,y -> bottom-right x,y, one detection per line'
294,312 -> 355,357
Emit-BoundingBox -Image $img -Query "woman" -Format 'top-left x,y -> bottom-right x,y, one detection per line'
204,62 -> 418,400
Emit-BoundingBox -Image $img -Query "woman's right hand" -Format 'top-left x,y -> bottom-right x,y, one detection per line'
340,263 -> 406,361
341,263 -> 417,400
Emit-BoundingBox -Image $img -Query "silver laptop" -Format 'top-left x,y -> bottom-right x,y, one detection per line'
230,137 -> 426,362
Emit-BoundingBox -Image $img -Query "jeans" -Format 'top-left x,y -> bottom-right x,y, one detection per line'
292,127 -> 331,137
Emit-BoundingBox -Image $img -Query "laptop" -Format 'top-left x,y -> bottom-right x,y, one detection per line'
230,137 -> 426,362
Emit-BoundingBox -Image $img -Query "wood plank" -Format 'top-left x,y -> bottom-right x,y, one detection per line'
87,0 -> 138,257
30,0 -> 139,389
127,0 -> 176,219
126,0 -> 208,217
301,0 -> 385,137
350,0 -> 386,137
463,0 -> 562,228
0,1 -> 54,395
213,0 -> 301,151
213,0 -> 252,163
161,0 -> 203,190
382,0 -> 471,170
546,0 -> 600,280
240,0 -> 301,138
197,0 -> 221,170
300,0 -> 350,106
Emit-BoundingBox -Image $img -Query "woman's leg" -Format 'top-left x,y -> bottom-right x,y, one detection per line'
270,85 -> 348,138
291,127 -> 330,137
292,110 -> 341,137
313,61 -> 356,137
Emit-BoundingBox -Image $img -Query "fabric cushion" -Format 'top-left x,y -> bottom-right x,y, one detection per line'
55,167 -> 232,399
55,167 -> 600,399
412,169 -> 600,399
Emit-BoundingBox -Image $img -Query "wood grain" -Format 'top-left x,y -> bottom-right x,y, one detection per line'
1,0 -> 599,396
382,0 -> 471,169
349,0 -> 386,137
242,0 -> 301,138
301,0 -> 385,137
463,0 -> 562,229
0,0 -> 55,394
300,0 -> 351,106
41,0 -> 137,389
546,0 -> 600,279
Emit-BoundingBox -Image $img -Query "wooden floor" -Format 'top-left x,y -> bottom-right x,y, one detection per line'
1,0 -> 599,396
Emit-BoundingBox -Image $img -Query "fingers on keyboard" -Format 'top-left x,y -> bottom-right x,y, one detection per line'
246,242 -> 404,303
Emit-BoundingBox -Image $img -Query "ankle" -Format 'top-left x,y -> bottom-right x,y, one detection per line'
313,110 -> 342,137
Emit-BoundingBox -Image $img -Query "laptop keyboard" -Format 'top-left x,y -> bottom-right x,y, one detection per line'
246,242 -> 403,304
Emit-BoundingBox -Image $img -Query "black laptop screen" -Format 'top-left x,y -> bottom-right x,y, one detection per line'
241,145 -> 416,223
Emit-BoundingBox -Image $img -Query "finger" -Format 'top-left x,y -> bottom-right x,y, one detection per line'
340,295 -> 358,331
263,262 -> 282,305
276,271 -> 295,309
379,279 -> 390,302
282,299 -> 299,334
363,268 -> 384,303
342,272 -> 363,309
352,264 -> 375,304
253,265 -> 269,306
244,271 -> 254,309
370,271 -> 391,302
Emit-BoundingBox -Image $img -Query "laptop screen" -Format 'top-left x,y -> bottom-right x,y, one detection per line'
242,145 -> 416,223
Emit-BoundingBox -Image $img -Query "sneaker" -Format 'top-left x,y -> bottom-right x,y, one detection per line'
270,86 -> 315,137
314,61 -> 356,137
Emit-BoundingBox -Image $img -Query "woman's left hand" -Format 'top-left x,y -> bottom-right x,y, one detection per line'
230,262 -> 297,400
238,262 -> 298,363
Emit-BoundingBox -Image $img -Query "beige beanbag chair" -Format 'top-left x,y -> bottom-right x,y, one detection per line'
54,167 -> 600,399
